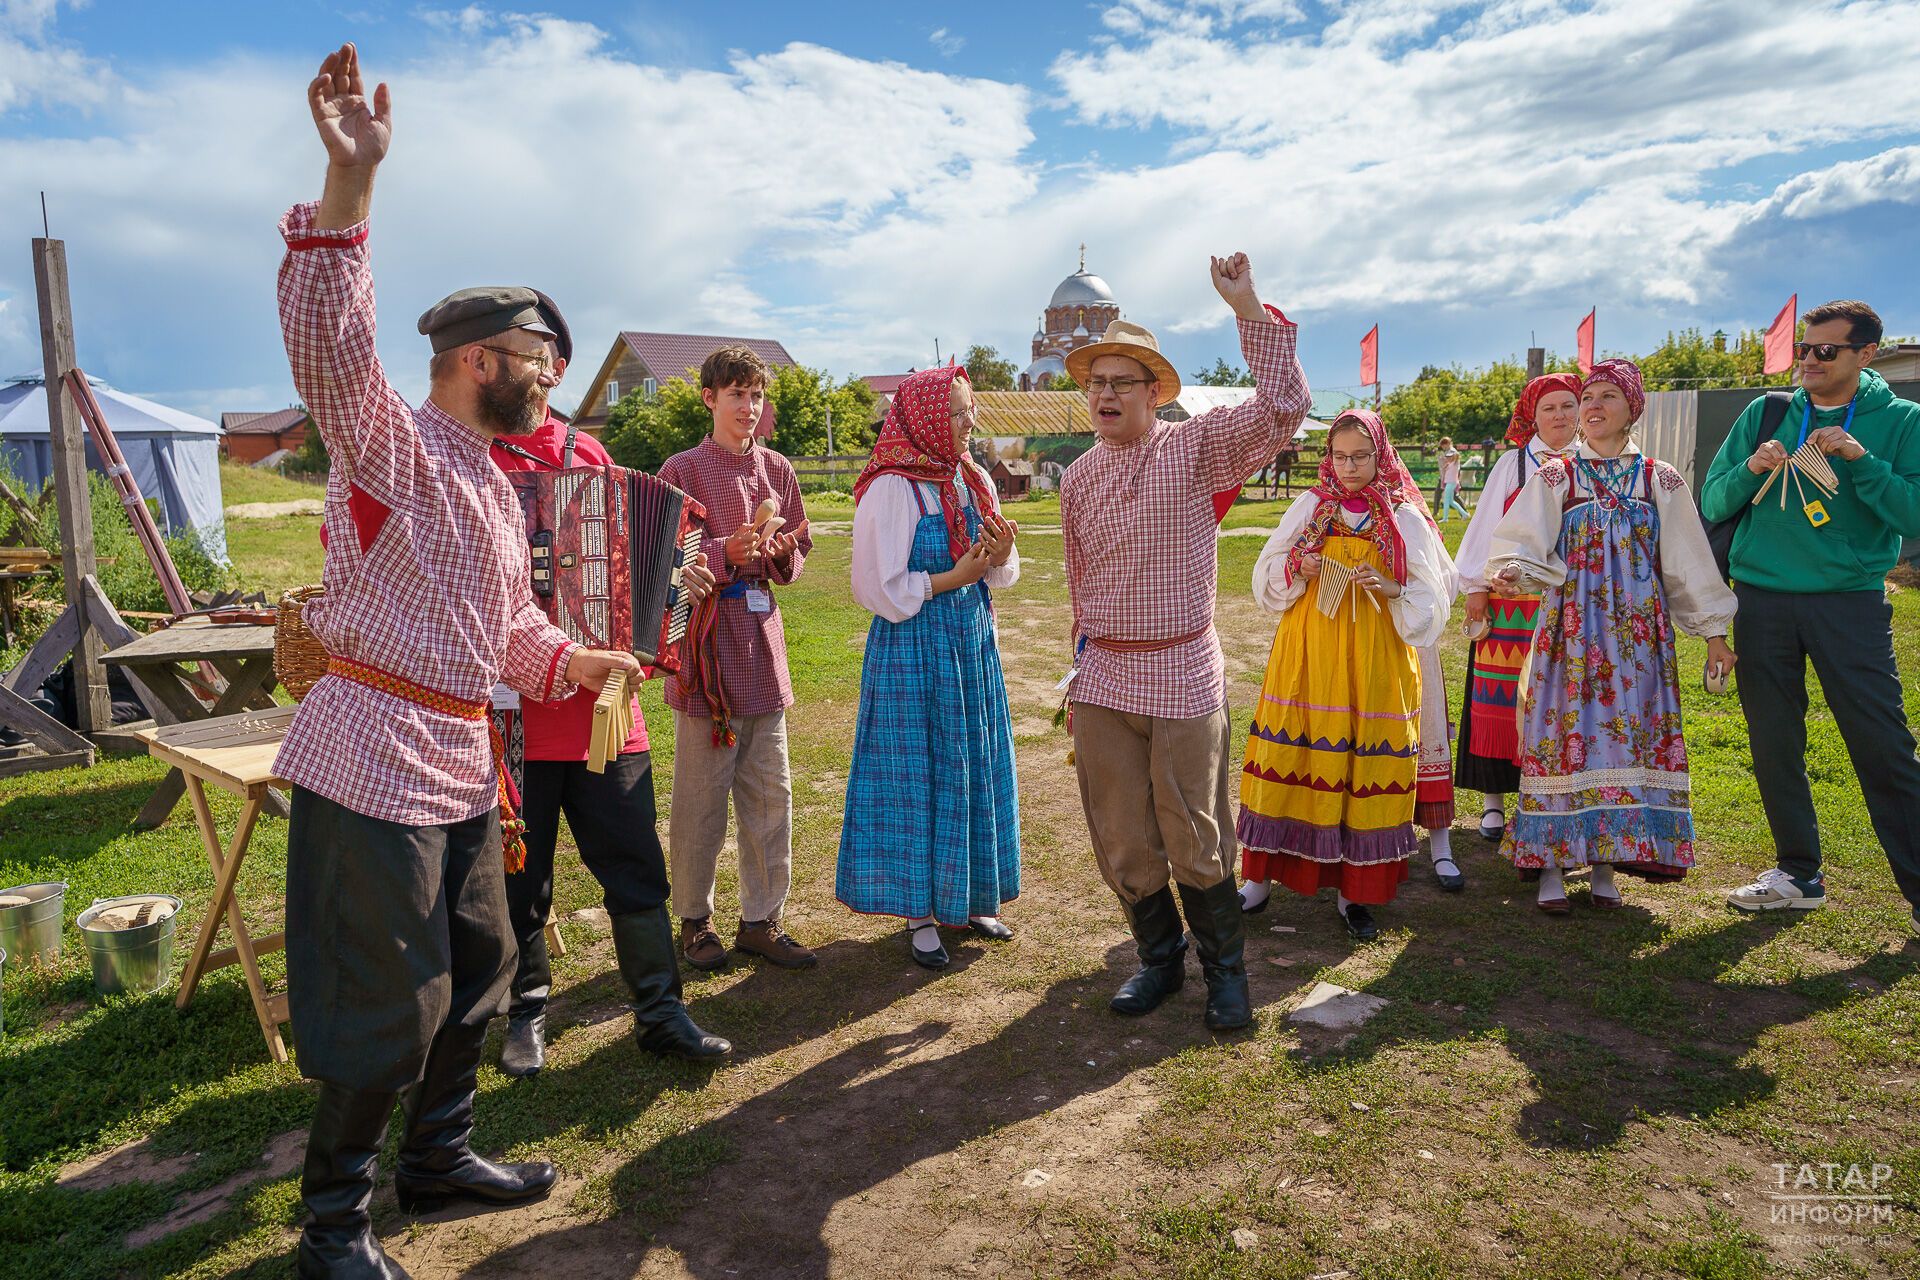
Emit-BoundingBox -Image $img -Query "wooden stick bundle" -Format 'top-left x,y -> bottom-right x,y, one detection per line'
588,668 -> 633,774
1315,557 -> 1354,617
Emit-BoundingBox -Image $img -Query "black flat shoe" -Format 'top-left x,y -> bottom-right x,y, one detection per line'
966,917 -> 1014,940
908,924 -> 949,970
1479,808 -> 1506,841
1341,903 -> 1379,941
1239,887 -> 1271,915
395,1156 -> 557,1213
1431,857 -> 1465,893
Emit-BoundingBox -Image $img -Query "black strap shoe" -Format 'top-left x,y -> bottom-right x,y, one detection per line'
1110,887 -> 1187,1015
499,1010 -> 546,1078
1342,902 -> 1379,941
909,923 -> 950,969
614,908 -> 734,1061
1431,857 -> 1466,893
966,916 -> 1014,941
1177,879 -> 1252,1031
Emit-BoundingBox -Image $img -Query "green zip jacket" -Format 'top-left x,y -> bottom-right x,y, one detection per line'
1699,370 -> 1920,593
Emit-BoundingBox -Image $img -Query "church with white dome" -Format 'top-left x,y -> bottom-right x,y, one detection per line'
1021,246 -> 1121,391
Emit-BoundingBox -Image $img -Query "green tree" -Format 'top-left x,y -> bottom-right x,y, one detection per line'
1637,327 -> 1791,391
1380,358 -> 1545,446
1049,368 -> 1081,392
1192,357 -> 1255,387
963,345 -> 1017,391
601,375 -> 710,473
286,413 -> 328,475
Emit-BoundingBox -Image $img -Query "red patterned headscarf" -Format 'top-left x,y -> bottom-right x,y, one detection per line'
1284,409 -> 1421,586
1506,373 -> 1581,447
1583,358 -> 1646,423
852,365 -> 998,562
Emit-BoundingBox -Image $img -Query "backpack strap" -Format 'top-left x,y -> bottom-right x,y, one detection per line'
561,423 -> 579,469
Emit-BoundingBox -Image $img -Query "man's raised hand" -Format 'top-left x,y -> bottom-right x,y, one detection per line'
310,43 -> 391,168
1210,252 -> 1266,322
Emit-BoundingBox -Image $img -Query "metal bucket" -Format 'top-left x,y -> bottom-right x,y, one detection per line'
75,895 -> 181,996
0,881 -> 68,966
1,946 -> 7,1039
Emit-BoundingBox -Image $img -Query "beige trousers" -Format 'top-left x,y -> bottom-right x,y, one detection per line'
1071,701 -> 1237,904
669,708 -> 793,923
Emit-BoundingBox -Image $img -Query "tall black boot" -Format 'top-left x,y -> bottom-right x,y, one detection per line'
1176,878 -> 1252,1031
1109,886 -> 1188,1016
393,1021 -> 558,1213
500,932 -> 549,1079
613,907 -> 733,1061
296,1084 -> 409,1279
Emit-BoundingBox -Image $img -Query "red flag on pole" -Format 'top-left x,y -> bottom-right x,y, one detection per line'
1359,324 -> 1379,387
1576,309 -> 1596,375
1763,294 -> 1797,375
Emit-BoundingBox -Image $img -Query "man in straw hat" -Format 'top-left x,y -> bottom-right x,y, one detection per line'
1060,253 -> 1310,1032
274,44 -> 641,1277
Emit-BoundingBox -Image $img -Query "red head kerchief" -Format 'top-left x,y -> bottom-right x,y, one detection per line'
852,365 -> 998,563
1506,372 -> 1582,447
1285,409 -> 1420,586
1583,358 -> 1646,423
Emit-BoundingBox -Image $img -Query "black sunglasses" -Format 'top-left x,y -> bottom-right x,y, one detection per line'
1794,341 -> 1870,362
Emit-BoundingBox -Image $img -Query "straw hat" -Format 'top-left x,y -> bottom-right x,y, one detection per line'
1064,320 -> 1182,406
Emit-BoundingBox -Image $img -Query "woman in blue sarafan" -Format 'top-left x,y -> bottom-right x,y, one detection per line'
836,364 -> 1023,970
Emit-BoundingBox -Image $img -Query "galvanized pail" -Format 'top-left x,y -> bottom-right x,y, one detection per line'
1,945 -> 7,1039
0,881 -> 68,966
75,895 -> 181,996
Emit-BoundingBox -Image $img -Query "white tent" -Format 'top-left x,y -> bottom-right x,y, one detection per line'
0,374 -> 227,562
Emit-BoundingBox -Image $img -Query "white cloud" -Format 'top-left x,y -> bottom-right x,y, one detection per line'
929,26 -> 965,57
1759,145 -> 1920,220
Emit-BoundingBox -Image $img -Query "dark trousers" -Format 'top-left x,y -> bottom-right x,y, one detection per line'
506,751 -> 671,1017
1735,585 -> 1920,910
286,787 -> 513,1091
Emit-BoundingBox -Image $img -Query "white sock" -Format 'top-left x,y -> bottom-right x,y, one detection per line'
1591,864 -> 1618,897
1238,880 -> 1270,910
1337,892 -> 1354,916
1429,828 -> 1455,864
1537,869 -> 1564,902
969,914 -> 999,926
909,915 -> 936,932
1483,793 -> 1506,816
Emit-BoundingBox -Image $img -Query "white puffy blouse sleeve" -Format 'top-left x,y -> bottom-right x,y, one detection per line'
1252,494 -> 1322,614
1651,463 -> 1738,637
1487,461 -> 1570,595
850,475 -> 933,623
1454,448 -> 1521,591
970,462 -> 1022,590
1390,506 -> 1451,648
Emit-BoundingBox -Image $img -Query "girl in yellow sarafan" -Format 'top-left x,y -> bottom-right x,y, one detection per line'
1236,411 -> 1454,940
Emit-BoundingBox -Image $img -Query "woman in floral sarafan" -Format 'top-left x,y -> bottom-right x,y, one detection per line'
1487,359 -> 1738,913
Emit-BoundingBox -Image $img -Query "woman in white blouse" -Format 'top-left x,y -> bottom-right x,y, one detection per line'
835,367 -> 1023,969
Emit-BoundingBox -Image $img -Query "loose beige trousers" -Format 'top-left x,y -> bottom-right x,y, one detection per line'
669,708 -> 793,923
1071,701 -> 1237,904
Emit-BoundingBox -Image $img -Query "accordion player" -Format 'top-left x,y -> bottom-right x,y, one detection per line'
505,463 -> 707,675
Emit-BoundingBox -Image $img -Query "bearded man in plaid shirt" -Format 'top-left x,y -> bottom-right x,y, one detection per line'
1060,253 -> 1310,1033
274,45 -> 646,1278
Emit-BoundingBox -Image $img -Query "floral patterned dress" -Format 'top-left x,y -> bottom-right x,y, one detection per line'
1486,445 -> 1737,877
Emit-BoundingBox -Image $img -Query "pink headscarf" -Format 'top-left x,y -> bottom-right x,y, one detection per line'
1506,373 -> 1582,447
1582,358 -> 1646,423
852,365 -> 998,562
1285,409 -> 1424,585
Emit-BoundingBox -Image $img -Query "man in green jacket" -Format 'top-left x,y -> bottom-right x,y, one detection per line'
1699,300 -> 1920,935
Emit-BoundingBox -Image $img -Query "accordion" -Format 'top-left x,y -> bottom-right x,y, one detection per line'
506,463 -> 707,673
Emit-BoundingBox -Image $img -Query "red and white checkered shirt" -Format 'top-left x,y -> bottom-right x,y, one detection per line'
273,202 -> 579,825
1062,314 -> 1309,719
658,437 -> 812,718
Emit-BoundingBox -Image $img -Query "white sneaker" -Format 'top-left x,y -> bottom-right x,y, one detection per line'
1727,868 -> 1826,912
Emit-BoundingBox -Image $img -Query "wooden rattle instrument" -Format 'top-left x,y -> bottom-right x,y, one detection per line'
1703,660 -> 1729,696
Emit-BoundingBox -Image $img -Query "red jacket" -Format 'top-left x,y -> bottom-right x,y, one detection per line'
488,414 -> 649,761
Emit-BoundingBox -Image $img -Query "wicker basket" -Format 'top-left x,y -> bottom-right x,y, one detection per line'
275,585 -> 331,701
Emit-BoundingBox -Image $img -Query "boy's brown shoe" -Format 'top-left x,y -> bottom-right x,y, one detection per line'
680,917 -> 730,972
735,919 -> 818,969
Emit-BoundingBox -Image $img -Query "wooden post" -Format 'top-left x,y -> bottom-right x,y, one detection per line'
33,238 -> 109,733
1527,346 -> 1545,381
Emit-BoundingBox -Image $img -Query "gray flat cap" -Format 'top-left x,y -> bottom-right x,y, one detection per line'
416,286 -> 559,354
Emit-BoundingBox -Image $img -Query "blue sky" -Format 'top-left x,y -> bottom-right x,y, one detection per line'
2,0 -> 1917,421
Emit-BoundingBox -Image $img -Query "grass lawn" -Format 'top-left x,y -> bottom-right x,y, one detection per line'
1,493 -> 1916,1278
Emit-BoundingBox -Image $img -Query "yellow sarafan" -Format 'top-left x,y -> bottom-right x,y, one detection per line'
1240,529 -> 1420,837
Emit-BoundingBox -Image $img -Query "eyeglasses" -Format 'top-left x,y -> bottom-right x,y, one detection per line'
1328,450 -> 1376,466
950,405 -> 978,425
476,344 -> 554,373
1794,341 -> 1870,362
1085,376 -> 1148,395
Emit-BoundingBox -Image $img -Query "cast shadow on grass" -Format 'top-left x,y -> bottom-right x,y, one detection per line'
463,955 -> 1180,1278
1274,886 -> 1919,1151
0,779 -> 167,870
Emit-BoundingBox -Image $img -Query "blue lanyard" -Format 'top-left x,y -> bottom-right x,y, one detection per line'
1795,395 -> 1856,450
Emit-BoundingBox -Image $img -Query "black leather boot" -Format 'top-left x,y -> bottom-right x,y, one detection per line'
499,1010 -> 546,1078
394,1021 -> 558,1213
296,1084 -> 409,1279
614,907 -> 733,1061
1177,878 -> 1252,1031
1109,887 -> 1188,1016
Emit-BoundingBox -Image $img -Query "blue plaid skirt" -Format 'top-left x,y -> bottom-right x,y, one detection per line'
836,496 -> 1020,923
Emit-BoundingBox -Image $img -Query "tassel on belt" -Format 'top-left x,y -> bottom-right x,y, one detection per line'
324,656 -> 530,873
